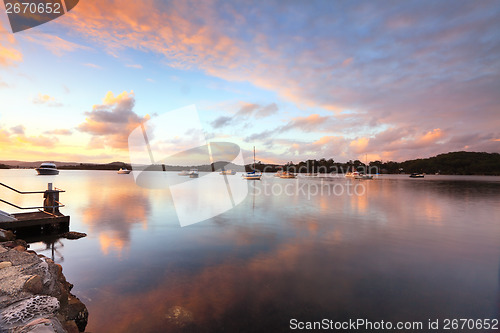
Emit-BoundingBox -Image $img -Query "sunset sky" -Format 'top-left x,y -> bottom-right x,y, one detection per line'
0,0 -> 499,164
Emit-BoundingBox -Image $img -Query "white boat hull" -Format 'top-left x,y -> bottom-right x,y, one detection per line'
36,168 -> 59,175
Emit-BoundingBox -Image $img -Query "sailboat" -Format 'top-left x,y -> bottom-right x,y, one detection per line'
355,154 -> 373,179
242,146 -> 262,180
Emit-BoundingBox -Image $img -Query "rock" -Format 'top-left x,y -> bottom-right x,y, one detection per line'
0,244 -> 88,332
0,228 -> 15,241
14,245 -> 26,251
0,295 -> 60,329
61,232 -> 87,240
165,305 -> 194,328
15,316 -> 66,333
66,295 -> 88,332
24,275 -> 43,294
0,261 -> 12,269
62,320 -> 80,333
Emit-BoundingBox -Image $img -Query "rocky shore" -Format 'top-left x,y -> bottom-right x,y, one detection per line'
0,229 -> 88,333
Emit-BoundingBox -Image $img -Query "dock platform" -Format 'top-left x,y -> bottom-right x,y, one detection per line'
0,211 -> 70,234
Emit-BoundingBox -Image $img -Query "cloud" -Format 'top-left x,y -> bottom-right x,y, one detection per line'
211,116 -> 233,128
236,103 -> 259,117
212,102 -> 280,129
44,129 -> 73,135
78,90 -> 146,149
32,93 -> 63,107
10,125 -> 25,135
55,0 -> 500,160
255,103 -> 278,118
22,33 -> 90,57
83,63 -> 102,69
126,64 -> 142,69
0,20 -> 22,67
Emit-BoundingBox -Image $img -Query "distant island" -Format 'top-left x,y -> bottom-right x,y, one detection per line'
1,151 -> 499,175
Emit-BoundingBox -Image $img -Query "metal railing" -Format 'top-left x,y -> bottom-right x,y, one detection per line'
0,182 -> 65,212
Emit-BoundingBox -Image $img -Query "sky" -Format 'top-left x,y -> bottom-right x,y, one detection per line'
0,0 -> 499,165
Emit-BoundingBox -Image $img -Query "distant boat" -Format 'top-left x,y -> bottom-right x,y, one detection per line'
35,163 -> 59,175
220,169 -> 236,175
409,173 -> 424,178
279,171 -> 296,179
117,168 -> 131,174
274,170 -> 283,177
189,169 -> 199,178
346,170 -> 359,178
243,146 -> 262,180
178,170 -> 190,176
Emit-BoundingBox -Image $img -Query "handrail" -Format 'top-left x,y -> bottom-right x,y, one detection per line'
0,198 -> 65,210
0,182 -> 65,194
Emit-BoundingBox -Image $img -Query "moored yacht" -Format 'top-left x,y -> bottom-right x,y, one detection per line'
35,163 -> 59,175
189,169 -> 199,178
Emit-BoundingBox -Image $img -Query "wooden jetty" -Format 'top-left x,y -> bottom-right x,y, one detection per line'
0,182 -> 70,235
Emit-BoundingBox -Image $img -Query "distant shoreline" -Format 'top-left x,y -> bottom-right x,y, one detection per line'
1,151 -> 499,176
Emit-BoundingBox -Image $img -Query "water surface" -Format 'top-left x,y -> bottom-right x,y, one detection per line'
1,170 -> 499,332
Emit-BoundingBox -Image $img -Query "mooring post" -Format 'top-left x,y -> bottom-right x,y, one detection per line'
43,183 -> 60,215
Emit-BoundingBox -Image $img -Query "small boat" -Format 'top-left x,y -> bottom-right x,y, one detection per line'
35,162 -> 59,175
242,171 -> 262,180
117,168 -> 131,174
243,147 -> 262,180
178,170 -> 190,176
274,170 -> 283,177
409,173 -> 424,178
189,169 -> 199,178
279,171 -> 296,179
345,171 -> 359,178
220,169 -> 236,175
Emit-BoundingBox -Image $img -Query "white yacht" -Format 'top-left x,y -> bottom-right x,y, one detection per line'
188,169 -> 199,178
35,163 -> 59,175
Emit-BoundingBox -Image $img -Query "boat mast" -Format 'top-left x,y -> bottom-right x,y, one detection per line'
253,146 -> 256,171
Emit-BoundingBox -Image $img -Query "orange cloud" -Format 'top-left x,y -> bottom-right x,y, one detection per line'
78,90 -> 145,149
0,21 -> 22,67
349,137 -> 370,154
417,128 -> 443,144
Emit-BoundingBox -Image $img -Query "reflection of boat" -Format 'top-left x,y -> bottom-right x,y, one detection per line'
178,170 -> 190,176
117,168 -> 131,174
35,163 -> 59,175
304,173 -> 318,177
354,174 -> 373,180
279,171 -> 296,179
189,169 -> 199,178
243,146 -> 261,180
409,173 -> 424,178
220,169 -> 236,175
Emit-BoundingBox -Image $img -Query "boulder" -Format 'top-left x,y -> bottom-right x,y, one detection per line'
0,261 -> 12,269
0,228 -> 15,241
23,275 -> 43,294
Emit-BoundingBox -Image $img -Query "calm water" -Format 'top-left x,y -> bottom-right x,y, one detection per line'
1,170 -> 500,332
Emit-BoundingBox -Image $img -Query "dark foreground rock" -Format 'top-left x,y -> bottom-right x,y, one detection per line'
60,232 -> 87,240
0,238 -> 88,332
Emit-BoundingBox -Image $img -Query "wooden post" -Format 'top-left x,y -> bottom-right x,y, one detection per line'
43,183 -> 60,215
